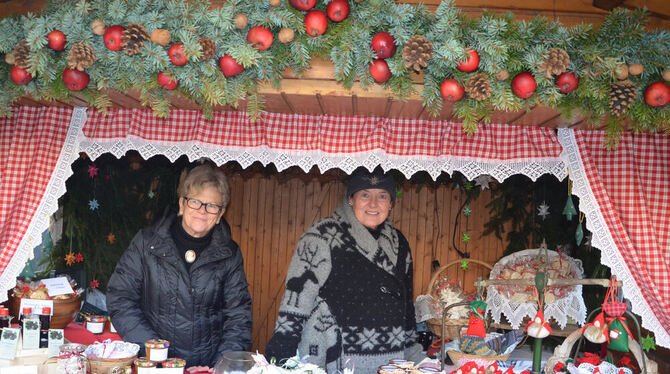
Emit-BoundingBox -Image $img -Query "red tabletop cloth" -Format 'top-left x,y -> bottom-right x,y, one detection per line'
64,321 -> 122,345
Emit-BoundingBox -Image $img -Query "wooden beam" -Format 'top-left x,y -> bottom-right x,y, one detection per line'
592,0 -> 627,11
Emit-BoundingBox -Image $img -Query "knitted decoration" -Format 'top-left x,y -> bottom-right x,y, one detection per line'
68,42 -> 96,71
539,47 -> 570,78
609,80 -> 637,117
198,37 -> 217,61
13,40 -> 31,69
402,35 -> 433,72
465,73 -> 492,101
121,23 -> 150,56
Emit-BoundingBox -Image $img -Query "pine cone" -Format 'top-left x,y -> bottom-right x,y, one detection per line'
13,40 -> 31,69
402,35 -> 433,72
198,37 -> 217,61
609,80 -> 637,117
465,73 -> 492,101
68,42 -> 96,71
539,47 -> 570,78
121,23 -> 150,56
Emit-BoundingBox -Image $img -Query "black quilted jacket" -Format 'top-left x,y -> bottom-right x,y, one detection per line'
107,211 -> 252,367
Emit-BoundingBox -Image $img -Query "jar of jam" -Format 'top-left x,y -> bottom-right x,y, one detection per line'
85,315 -> 106,334
145,339 -> 170,362
134,357 -> 157,374
162,358 -> 186,373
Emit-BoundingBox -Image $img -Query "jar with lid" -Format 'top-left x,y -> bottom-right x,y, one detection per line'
85,315 -> 106,334
19,307 -> 33,328
162,358 -> 186,373
144,339 -> 170,362
212,351 -> 255,374
134,357 -> 157,374
0,308 -> 11,330
58,343 -> 87,374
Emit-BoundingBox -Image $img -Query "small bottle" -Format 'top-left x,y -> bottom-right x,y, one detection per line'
19,307 -> 33,328
39,307 -> 51,348
0,308 -> 10,330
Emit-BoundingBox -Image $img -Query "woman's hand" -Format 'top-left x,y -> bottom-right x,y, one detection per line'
186,366 -> 213,373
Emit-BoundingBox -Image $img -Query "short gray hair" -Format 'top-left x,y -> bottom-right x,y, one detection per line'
177,164 -> 230,209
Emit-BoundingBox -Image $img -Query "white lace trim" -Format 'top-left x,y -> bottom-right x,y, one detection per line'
485,249 -> 587,330
0,107 -> 87,303
557,128 -> 670,349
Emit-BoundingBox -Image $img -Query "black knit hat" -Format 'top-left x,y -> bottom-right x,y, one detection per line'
346,166 -> 396,201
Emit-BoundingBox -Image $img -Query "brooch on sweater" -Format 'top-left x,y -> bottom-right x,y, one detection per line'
185,249 -> 196,263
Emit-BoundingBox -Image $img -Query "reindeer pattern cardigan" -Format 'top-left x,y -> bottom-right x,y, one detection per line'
265,201 -> 421,373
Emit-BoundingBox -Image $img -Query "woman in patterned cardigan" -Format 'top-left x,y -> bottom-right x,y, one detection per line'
266,167 -> 422,373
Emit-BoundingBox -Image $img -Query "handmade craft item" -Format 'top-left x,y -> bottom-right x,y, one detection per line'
466,300 -> 487,338
603,277 -> 632,352
526,287 -> 552,339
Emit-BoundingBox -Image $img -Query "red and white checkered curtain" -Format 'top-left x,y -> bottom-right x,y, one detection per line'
559,129 -> 670,348
0,106 -> 77,300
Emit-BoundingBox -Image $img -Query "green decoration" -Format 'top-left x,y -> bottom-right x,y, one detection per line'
19,261 -> 36,280
462,232 -> 470,243
395,189 -> 403,200
465,181 -> 474,191
460,259 -> 469,270
463,206 -> 471,216
641,334 -> 656,352
575,222 -> 584,245
563,196 -> 577,221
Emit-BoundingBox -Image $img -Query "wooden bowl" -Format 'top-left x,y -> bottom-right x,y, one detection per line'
7,291 -> 82,329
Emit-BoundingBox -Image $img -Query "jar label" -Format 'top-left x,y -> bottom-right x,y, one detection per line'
149,347 -> 168,362
86,321 -> 104,334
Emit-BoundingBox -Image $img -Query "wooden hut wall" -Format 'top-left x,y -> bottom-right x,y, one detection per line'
224,171 -> 507,351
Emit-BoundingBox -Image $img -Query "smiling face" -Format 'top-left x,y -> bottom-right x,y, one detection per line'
178,185 -> 225,238
349,188 -> 392,229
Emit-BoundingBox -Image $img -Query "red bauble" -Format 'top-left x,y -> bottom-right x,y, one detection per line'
289,0 -> 316,11
10,66 -> 32,85
103,25 -> 125,51
247,26 -> 273,51
157,72 -> 179,90
46,30 -> 67,51
456,48 -> 479,73
62,68 -> 90,91
168,43 -> 188,66
511,72 -> 537,99
219,54 -> 244,77
304,10 -> 328,37
440,78 -> 465,102
371,32 -> 396,59
555,71 -> 579,93
644,81 -> 670,107
327,0 -> 350,22
369,59 -> 391,83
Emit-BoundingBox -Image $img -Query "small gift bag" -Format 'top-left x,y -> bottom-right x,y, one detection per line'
465,299 -> 487,338
602,277 -> 632,352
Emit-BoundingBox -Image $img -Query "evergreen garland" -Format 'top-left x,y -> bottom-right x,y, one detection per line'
0,0 -> 669,144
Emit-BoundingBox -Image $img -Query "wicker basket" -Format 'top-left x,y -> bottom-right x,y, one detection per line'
447,350 -> 510,368
88,355 -> 136,374
425,259 -> 493,339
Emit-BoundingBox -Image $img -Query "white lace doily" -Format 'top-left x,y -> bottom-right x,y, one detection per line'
485,249 -> 587,329
567,362 -> 633,374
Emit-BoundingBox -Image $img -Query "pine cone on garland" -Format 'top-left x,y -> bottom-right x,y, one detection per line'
465,73 -> 492,101
68,42 -> 96,71
198,37 -> 217,61
539,47 -> 570,78
609,80 -> 637,117
13,40 -> 31,69
121,23 -> 150,56
402,35 -> 433,72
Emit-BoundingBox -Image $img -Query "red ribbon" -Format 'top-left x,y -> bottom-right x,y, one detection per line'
605,316 -> 634,344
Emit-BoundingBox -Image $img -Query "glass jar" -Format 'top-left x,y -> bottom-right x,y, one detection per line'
58,343 -> 87,374
134,357 -> 157,374
85,315 -> 106,334
145,339 -> 170,362
108,317 -> 117,333
213,351 -> 255,374
162,358 -> 186,373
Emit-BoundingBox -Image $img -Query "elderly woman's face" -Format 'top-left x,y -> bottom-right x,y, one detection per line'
179,185 -> 225,238
349,188 -> 392,229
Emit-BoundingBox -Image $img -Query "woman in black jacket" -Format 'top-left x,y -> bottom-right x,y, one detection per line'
107,163 -> 252,369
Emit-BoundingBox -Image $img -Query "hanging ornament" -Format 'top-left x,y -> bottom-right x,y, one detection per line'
563,196 -> 576,221
575,212 -> 584,245
641,335 -> 656,352
88,164 -> 99,178
90,279 -> 99,289
460,259 -> 469,270
75,253 -> 84,263
91,19 -> 106,36
537,201 -> 550,220
474,175 -> 493,190
64,251 -> 76,266
584,233 -> 592,250
107,232 -> 116,244
464,181 -> 473,191
89,199 -> 100,211
148,191 -> 155,199
463,206 -> 471,216
462,232 -> 470,243
150,29 -> 171,46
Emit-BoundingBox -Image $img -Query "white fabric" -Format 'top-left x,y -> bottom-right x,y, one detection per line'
567,362 -> 633,374
557,129 -> 670,349
486,249 -> 587,329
